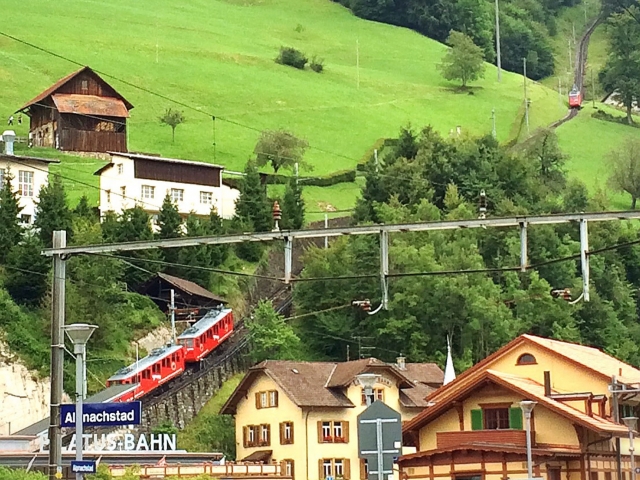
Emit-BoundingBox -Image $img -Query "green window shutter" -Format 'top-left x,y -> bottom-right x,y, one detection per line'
471,409 -> 483,430
509,407 -> 523,429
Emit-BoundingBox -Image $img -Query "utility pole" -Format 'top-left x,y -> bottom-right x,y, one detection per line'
591,68 -> 596,108
491,108 -> 497,138
523,57 -> 530,135
569,39 -> 573,72
48,230 -> 66,480
495,0 -> 502,82
170,289 -> 176,344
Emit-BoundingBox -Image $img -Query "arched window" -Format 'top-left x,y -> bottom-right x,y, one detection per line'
517,353 -> 537,365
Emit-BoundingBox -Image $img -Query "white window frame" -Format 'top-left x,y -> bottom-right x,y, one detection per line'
270,390 -> 277,407
141,185 -> 155,199
171,188 -> 184,202
260,392 -> 268,408
323,460 -> 332,478
285,460 -> 293,477
334,459 -> 344,477
333,422 -> 343,439
284,422 -> 292,441
200,191 -> 213,205
18,170 -> 33,197
322,422 -> 332,439
261,424 -> 269,442
248,426 -> 255,443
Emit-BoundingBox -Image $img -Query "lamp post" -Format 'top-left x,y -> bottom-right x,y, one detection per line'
520,400 -> 537,480
357,373 -> 380,406
64,324 -> 98,480
624,417 -> 638,480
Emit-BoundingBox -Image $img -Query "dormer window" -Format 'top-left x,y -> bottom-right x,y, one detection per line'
517,353 -> 537,365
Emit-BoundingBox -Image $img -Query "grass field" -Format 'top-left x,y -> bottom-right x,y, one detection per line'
2,0 -> 563,183
556,105 -> 640,209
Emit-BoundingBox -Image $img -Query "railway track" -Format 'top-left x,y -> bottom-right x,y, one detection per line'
549,14 -> 603,129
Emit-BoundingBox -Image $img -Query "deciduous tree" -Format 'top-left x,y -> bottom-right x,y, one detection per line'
246,300 -> 301,362
254,129 -> 309,174
159,108 -> 185,143
438,31 -> 486,87
607,138 -> 640,209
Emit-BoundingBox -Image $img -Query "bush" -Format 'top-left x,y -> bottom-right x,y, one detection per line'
275,47 -> 308,69
310,56 -> 324,73
592,109 -> 640,128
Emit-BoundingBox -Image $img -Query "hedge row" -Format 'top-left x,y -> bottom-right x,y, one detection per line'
592,109 -> 640,129
223,168 -> 356,189
356,138 -> 397,171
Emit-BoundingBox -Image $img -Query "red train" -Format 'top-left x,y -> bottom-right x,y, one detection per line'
569,85 -> 582,108
106,307 -> 234,401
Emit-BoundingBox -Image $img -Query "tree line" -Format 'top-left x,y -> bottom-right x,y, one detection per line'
332,0 -> 559,79
291,125 -> 640,370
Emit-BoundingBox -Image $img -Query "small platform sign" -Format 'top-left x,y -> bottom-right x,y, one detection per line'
71,460 -> 96,474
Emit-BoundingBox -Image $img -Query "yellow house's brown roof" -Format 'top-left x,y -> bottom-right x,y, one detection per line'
403,368 -> 629,436
221,358 -> 443,414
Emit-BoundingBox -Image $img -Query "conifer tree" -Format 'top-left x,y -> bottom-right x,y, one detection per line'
74,195 -> 97,221
0,172 -> 23,263
157,193 -> 183,268
176,213 -> 212,287
116,206 -> 161,288
208,206 -> 229,266
281,178 -> 305,230
35,174 -> 73,247
235,161 -> 272,232
5,233 -> 50,305
101,210 -> 119,242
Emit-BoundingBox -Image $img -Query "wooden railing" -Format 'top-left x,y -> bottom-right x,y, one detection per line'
109,462 -> 289,478
437,429 -> 534,449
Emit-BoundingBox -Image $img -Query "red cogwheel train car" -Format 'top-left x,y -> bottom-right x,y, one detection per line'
569,85 -> 582,108
106,307 -> 234,402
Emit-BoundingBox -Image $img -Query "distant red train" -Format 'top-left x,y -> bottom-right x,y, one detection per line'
569,85 -> 582,108
106,307 -> 234,402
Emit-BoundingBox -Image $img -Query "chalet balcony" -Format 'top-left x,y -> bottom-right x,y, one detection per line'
436,429 -> 535,449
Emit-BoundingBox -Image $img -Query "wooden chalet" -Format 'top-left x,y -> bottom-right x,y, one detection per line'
139,273 -> 226,321
17,66 -> 133,153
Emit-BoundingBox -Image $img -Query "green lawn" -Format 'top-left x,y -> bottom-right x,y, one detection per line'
556,105 -> 640,209
2,0 -> 563,183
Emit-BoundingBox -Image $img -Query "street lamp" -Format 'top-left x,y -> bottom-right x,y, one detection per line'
64,324 -> 98,480
520,400 -> 537,480
623,417 -> 638,480
357,373 -> 381,406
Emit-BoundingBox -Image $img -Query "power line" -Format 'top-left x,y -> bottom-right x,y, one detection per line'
0,30 -> 360,164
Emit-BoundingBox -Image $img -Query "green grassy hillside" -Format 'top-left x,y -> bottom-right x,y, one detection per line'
3,0 -> 562,182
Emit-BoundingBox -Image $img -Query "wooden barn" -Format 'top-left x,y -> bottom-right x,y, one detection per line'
17,66 -> 133,153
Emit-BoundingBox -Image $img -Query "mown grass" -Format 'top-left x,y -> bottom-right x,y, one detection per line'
2,0 -> 563,183
556,104 -> 640,209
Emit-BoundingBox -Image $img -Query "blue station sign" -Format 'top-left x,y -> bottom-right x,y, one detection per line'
71,460 -> 97,474
60,402 -> 141,427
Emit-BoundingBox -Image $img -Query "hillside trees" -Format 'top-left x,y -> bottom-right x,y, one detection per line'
600,9 -> 640,124
438,31 -> 486,87
4,233 -> 50,306
0,173 -> 23,262
281,178 -> 305,230
296,124 -> 640,367
246,300 -> 301,362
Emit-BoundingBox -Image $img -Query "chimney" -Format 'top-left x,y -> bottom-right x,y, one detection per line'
2,130 -> 16,155
396,355 -> 406,370
544,371 -> 551,396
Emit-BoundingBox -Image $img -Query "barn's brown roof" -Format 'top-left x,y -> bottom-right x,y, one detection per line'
18,66 -> 133,112
156,273 -> 226,303
52,94 -> 130,118
221,358 -> 444,414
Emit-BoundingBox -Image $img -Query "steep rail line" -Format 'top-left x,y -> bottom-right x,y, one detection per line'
549,14 -> 603,129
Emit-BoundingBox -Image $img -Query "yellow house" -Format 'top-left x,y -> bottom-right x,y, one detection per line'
221,357 -> 444,480
399,334 -> 640,480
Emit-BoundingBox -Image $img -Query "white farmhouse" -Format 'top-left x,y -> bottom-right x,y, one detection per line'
0,153 -> 60,225
95,152 -> 239,219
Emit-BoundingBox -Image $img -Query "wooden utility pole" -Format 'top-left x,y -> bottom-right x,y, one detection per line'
495,0 -> 502,82
523,57 -> 530,135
